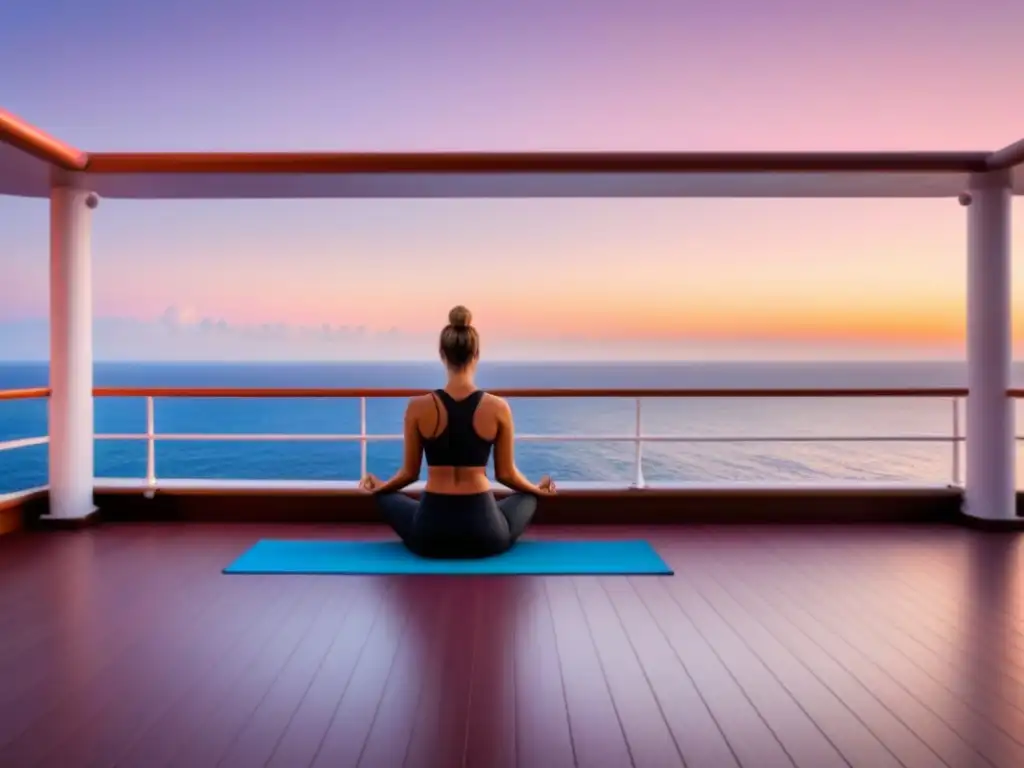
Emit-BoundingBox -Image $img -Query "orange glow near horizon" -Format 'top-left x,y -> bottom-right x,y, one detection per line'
546,302 -> 972,343
102,297 -> 1016,349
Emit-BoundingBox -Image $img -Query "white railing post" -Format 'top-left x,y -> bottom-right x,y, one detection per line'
963,171 -> 1015,521
951,397 -> 962,486
46,187 -> 97,520
631,397 -> 646,489
359,397 -> 368,479
144,396 -> 156,497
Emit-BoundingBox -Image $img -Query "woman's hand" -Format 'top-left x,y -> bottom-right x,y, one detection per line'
537,475 -> 557,495
359,474 -> 382,493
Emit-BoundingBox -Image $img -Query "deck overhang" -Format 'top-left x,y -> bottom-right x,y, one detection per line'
2,108 -> 1023,199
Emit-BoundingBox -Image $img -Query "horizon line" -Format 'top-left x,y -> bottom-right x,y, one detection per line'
0,357 -> 985,366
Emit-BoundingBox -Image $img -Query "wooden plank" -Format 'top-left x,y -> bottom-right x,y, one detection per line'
601,574 -> 741,768
462,578 -> 522,768
307,577 -> 430,766
354,579 -> 459,767
571,576 -> 687,767
215,579 -> 368,767
264,578 -> 395,767
401,580 -> 479,768
628,574 -> 797,767
513,578 -> 577,768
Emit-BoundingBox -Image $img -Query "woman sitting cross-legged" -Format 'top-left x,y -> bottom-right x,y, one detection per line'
358,305 -> 555,558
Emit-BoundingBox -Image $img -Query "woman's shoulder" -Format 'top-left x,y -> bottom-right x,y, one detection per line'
480,392 -> 510,412
406,392 -> 438,412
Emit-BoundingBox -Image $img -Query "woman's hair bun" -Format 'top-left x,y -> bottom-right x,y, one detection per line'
448,305 -> 472,328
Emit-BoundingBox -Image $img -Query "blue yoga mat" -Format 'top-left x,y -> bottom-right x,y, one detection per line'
223,539 -> 673,575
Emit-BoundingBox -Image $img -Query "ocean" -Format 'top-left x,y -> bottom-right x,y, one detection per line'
2,360 -> 1024,495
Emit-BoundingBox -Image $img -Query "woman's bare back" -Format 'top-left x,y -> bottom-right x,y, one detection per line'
416,390 -> 502,494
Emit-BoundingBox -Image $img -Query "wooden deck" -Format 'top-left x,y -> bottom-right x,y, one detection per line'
0,523 -> 1021,768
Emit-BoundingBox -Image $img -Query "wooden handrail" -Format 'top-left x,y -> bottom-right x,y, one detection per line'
83,150 -> 992,176
0,388 -> 51,401
5,385 -> 1024,399
987,137 -> 1024,171
0,109 -> 89,170
92,386 -> 972,398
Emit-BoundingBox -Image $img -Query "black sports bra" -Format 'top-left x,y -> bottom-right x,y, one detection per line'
421,390 -> 494,467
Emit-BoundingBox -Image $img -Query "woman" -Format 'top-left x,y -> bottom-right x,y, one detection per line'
359,305 -> 556,558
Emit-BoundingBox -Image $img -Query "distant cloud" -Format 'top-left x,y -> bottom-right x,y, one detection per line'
159,305 -> 197,328
0,307 -> 445,362
0,306 -> 968,362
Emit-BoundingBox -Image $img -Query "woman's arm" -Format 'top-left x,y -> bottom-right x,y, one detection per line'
492,398 -> 548,495
371,398 -> 423,494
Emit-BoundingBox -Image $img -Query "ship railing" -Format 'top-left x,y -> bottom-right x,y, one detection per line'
0,385 -> 1004,497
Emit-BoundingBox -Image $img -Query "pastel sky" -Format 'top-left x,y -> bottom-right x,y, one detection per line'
0,0 -> 1022,361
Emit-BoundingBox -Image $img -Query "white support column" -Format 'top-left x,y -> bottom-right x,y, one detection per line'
46,187 -> 98,520
963,171 -> 1015,521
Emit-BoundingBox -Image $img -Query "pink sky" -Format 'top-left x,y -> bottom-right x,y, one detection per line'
0,0 -> 1021,360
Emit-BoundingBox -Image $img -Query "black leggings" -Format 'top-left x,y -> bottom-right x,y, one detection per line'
374,491 -> 537,559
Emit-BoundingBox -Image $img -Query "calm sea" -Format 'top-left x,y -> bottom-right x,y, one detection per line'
3,360 -> 1024,495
